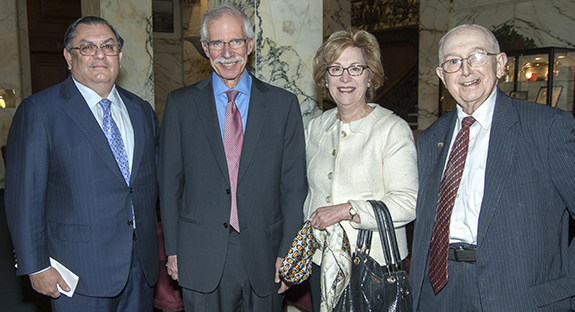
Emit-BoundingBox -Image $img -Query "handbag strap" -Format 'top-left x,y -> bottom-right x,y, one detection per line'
355,227 -> 372,254
368,200 -> 403,268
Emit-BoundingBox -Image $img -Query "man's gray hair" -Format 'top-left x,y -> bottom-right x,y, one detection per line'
200,3 -> 255,42
437,24 -> 500,65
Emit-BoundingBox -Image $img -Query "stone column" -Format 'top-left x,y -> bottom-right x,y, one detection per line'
418,0 -> 450,130
252,0 -> 322,119
84,0 -> 155,107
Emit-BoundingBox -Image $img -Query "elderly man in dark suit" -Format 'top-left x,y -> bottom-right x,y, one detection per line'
410,24 -> 575,311
158,3 -> 306,312
4,16 -> 159,311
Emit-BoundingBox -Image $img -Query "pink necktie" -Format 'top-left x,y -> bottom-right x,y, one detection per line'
428,116 -> 476,294
224,90 -> 243,232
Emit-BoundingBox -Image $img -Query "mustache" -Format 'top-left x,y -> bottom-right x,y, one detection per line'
214,55 -> 245,65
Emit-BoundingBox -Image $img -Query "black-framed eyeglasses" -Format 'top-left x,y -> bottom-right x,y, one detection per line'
205,39 -> 248,51
326,65 -> 369,77
440,52 -> 498,73
71,43 -> 120,56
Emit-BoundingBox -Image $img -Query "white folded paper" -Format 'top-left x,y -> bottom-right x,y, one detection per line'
49,257 -> 79,297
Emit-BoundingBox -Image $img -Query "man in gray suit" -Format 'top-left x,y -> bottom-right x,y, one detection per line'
5,16 -> 159,311
410,24 -> 575,310
158,3 -> 306,311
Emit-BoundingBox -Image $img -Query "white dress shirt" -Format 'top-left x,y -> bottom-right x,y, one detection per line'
73,78 -> 135,172
446,90 -> 497,244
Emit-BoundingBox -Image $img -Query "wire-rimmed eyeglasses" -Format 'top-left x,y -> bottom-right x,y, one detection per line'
440,52 -> 498,73
205,39 -> 248,51
70,43 -> 121,56
326,65 -> 369,77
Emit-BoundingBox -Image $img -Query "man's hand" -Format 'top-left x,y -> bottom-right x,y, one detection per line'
167,255 -> 179,281
275,257 -> 290,294
29,267 -> 69,298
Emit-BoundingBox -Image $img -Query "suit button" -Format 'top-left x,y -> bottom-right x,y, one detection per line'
129,187 -> 134,193
223,223 -> 229,228
341,131 -> 347,138
226,189 -> 231,194
326,196 -> 331,203
328,172 -> 333,179
127,220 -> 134,226
332,149 -> 337,156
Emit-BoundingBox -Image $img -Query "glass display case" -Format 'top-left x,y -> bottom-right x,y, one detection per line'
440,47 -> 575,115
499,47 -> 575,114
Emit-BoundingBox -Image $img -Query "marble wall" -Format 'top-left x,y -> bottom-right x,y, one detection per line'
419,0 -> 575,129
99,0 -> 155,106
253,0 -> 322,120
323,0 -> 351,39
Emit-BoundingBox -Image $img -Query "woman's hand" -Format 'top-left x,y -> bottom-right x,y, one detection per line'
310,202 -> 360,230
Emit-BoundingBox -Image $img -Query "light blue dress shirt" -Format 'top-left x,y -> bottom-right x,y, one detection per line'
212,70 -> 252,142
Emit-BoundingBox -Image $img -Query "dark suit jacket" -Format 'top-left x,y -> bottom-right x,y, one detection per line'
4,75 -> 159,297
158,73 -> 306,296
410,89 -> 575,310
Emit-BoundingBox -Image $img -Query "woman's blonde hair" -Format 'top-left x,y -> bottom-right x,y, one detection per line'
313,28 -> 384,102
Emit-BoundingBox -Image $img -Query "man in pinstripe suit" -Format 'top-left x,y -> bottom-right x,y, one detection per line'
410,24 -> 575,311
4,17 -> 159,311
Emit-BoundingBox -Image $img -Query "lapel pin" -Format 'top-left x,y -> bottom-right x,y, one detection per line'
437,142 -> 444,147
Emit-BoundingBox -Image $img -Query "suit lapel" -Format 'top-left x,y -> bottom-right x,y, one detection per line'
430,111 -> 457,177
237,77 -> 269,184
120,89 -> 144,184
195,77 -> 231,182
422,111 -> 457,236
476,90 -> 519,247
59,76 -> 127,185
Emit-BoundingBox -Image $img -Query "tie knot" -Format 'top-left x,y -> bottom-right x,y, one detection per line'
225,90 -> 240,103
462,116 -> 476,129
99,98 -> 112,110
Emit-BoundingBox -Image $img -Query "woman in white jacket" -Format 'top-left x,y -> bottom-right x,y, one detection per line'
305,28 -> 418,311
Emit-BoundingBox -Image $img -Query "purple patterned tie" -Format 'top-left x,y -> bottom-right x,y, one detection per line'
223,90 -> 243,232
429,116 -> 475,294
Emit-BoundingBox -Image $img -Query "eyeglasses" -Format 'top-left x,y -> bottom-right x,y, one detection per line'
70,43 -> 120,56
440,52 -> 498,73
326,65 -> 369,77
205,39 -> 248,51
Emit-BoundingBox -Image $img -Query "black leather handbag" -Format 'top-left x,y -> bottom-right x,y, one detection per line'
333,200 -> 412,312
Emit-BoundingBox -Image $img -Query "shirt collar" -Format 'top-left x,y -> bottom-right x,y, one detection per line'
456,88 -> 496,131
212,69 -> 252,96
72,76 -> 122,109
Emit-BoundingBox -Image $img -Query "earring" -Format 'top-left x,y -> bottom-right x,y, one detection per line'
326,82 -> 329,88
367,82 -> 371,88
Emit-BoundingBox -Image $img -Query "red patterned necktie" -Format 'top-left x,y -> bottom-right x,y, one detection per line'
428,116 -> 476,294
224,90 -> 243,232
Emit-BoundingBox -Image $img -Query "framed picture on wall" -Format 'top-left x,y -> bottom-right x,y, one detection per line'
153,0 -> 181,39
536,86 -> 562,107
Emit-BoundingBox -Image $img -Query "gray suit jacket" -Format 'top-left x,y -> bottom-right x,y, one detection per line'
5,75 -> 159,297
410,89 -> 575,310
158,73 -> 306,296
